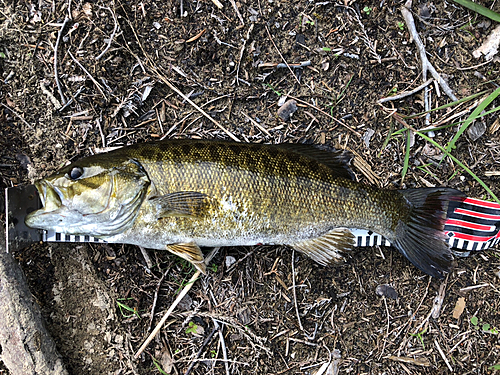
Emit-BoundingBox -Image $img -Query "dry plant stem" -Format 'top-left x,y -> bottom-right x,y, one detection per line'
435,339 -> 453,371
401,1 -> 457,101
125,18 -> 240,141
184,324 -> 219,375
95,6 -> 118,60
378,79 -> 433,104
138,246 -> 153,269
265,25 -> 302,87
229,0 -> 244,25
68,50 -> 108,101
241,111 -> 271,136
0,102 -> 33,129
287,95 -> 362,137
147,269 -> 169,333
218,323 -> 230,375
291,250 -> 304,331
134,270 -> 201,358
210,0 -> 223,9
54,17 -> 70,105
156,73 -> 240,142
236,24 -> 254,86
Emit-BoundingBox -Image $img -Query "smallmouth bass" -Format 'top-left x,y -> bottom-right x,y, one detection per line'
25,140 -> 464,278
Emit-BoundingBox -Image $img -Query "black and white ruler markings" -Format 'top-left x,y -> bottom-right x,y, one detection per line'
42,197 -> 500,255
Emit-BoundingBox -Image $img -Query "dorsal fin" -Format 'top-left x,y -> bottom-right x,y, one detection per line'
276,143 -> 354,180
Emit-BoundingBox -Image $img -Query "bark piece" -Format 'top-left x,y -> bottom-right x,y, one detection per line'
0,251 -> 68,375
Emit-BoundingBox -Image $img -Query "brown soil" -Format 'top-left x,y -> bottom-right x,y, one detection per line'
1,0 -> 500,373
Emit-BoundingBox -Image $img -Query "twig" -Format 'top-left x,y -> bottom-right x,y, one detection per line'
125,17 -> 240,141
54,17 -> 70,105
229,0 -> 244,25
431,278 -> 447,319
434,339 -> 453,372
134,269 -> 201,358
95,6 -> 118,60
58,86 -> 86,112
138,246 -> 153,270
401,1 -> 457,101
210,0 -> 223,9
287,95 -> 362,137
265,25 -> 302,87
0,102 -> 33,129
241,111 -> 271,136
236,24 -> 254,86
339,6 -> 381,63
147,269 -> 169,333
214,319 -> 230,375
378,79 -> 433,104
184,324 -> 219,375
39,80 -> 62,109
68,50 -> 108,101
291,250 -> 304,331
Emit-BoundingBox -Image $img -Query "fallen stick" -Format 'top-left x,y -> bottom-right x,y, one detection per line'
378,78 -> 433,104
134,269 -> 201,358
401,1 -> 457,102
0,251 -> 68,375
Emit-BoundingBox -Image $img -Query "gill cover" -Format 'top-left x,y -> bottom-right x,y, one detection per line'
25,158 -> 150,237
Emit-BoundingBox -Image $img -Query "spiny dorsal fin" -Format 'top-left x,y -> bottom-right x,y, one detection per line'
276,143 -> 354,180
289,228 -> 355,265
166,242 -> 206,274
150,191 -> 215,219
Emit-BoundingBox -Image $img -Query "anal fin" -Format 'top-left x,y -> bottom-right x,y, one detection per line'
289,228 -> 355,266
166,242 -> 207,274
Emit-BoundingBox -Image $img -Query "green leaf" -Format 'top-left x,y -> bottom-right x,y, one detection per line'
482,323 -> 491,332
447,87 -> 500,152
452,0 -> 500,22
471,316 -> 479,326
0,52 -> 6,58
490,364 -> 500,370
152,356 -> 169,375
322,47 -> 332,52
185,321 -> 198,334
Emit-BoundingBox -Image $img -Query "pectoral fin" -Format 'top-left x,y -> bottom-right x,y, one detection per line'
150,191 -> 215,219
166,242 -> 207,274
289,228 -> 355,266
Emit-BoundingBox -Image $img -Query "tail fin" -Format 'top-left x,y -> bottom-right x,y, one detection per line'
393,188 -> 465,278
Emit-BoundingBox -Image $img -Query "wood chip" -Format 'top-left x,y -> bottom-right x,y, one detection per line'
452,297 -> 466,319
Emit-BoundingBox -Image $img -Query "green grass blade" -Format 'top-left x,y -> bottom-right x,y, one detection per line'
447,87 -> 500,152
402,130 -> 411,181
452,0 -> 500,22
416,131 -> 500,203
402,90 -> 488,120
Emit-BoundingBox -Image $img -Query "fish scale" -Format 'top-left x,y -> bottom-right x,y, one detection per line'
25,140 -> 464,278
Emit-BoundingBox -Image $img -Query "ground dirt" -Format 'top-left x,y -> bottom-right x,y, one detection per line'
1,0 -> 500,373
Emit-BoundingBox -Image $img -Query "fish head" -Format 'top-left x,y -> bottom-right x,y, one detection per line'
25,155 -> 150,236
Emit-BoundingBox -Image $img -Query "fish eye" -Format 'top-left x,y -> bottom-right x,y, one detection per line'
69,166 -> 84,180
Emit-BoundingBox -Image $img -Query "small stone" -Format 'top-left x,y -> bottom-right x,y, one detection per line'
277,99 -> 297,121
177,293 -> 193,311
225,256 -> 236,268
467,121 -> 486,141
375,284 -> 398,300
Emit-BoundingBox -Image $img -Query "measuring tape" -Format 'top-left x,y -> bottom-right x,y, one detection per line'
41,197 -> 500,256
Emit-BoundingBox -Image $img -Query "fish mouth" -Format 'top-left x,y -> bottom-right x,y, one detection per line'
35,180 -> 63,213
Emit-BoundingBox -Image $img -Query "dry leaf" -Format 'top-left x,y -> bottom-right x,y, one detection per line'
453,297 -> 466,319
